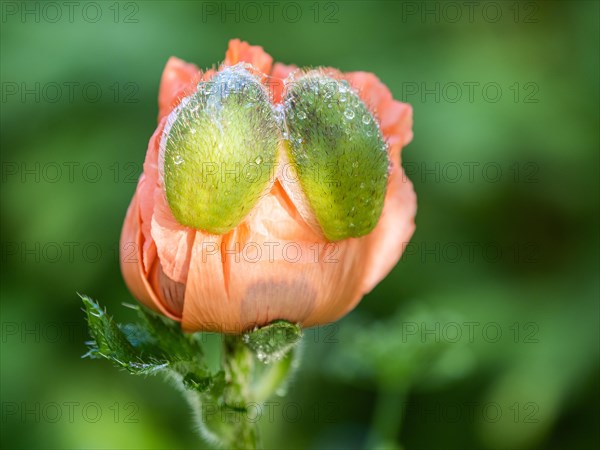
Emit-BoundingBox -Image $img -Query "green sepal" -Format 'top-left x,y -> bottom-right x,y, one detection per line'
242,320 -> 303,364
283,73 -> 389,241
162,64 -> 280,234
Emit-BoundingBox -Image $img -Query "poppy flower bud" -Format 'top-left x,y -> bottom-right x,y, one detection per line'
120,40 -> 416,333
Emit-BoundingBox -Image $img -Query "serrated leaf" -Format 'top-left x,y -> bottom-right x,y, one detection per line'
80,295 -> 212,385
80,294 -> 168,375
134,304 -> 204,363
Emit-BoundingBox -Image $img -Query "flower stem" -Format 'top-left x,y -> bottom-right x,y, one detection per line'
222,334 -> 261,450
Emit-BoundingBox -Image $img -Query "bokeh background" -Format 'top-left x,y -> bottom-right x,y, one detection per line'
1,1 -> 598,449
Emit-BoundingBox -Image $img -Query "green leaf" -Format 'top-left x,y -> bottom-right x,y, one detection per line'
134,303 -> 204,363
80,294 -> 212,384
80,294 -> 168,375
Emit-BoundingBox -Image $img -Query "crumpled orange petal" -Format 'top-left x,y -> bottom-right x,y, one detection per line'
182,232 -> 231,331
346,71 -> 413,147
120,190 -> 180,321
151,192 -> 195,285
223,38 -> 273,74
181,181 -> 369,332
158,57 -> 201,122
270,62 -> 297,103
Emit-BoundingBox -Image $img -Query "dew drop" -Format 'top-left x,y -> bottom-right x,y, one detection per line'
255,156 -> 263,165
297,110 -> 307,120
362,114 -> 372,125
344,109 -> 355,120
174,155 -> 184,165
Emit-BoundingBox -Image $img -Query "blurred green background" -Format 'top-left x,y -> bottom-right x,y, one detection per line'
1,1 -> 598,449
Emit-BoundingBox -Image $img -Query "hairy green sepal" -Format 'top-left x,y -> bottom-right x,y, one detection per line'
283,74 -> 389,241
162,65 -> 279,234
243,320 -> 303,364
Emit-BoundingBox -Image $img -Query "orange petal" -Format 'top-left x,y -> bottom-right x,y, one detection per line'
358,152 -> 417,297
158,57 -> 201,122
270,62 -> 297,103
149,257 -> 186,317
271,62 -> 296,79
276,148 -> 325,239
380,100 -> 413,147
181,232 -> 235,332
223,39 -> 273,74
137,120 -> 165,273
150,191 -> 195,284
239,191 -> 368,329
120,191 -> 180,321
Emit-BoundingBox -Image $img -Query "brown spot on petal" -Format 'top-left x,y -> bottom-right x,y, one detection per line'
239,278 -> 316,331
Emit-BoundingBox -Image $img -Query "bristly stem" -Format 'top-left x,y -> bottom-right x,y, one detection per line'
222,334 -> 261,450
